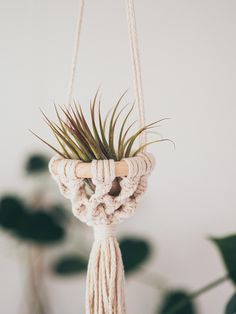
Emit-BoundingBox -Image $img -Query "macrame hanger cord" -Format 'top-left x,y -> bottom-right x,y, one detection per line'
67,0 -> 147,148
125,0 -> 147,148
67,0 -> 85,106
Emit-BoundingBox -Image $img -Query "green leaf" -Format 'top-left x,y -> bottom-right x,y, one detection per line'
0,196 -> 65,244
75,104 -> 106,160
118,103 -> 134,160
53,255 -> 87,275
124,120 -> 162,157
159,290 -> 196,314
119,237 -> 151,274
50,204 -> 69,223
90,92 -> 108,157
225,293 -> 236,314
29,130 -> 66,158
53,105 -> 72,158
44,117 -> 82,159
132,139 -> 171,156
0,196 -> 26,229
109,91 -> 128,160
119,120 -> 137,158
98,103 -> 113,158
17,211 -> 65,244
25,154 -> 49,174
210,235 -> 236,285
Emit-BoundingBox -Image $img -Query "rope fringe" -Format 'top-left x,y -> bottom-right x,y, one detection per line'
86,225 -> 125,313
86,232 -> 126,314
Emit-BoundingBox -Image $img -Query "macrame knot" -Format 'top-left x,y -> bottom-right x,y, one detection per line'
87,224 -> 125,314
93,224 -> 116,242
91,159 -> 115,186
49,152 -> 155,226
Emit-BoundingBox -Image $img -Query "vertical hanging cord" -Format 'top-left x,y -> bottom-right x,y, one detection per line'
67,0 -> 85,106
67,0 -> 147,148
125,0 -> 147,148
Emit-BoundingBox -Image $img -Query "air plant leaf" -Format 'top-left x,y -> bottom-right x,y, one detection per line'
98,102 -> 113,158
90,95 -> 109,158
108,91 -> 128,160
76,104 -> 106,159
32,91 -> 169,162
132,139 -> 175,156
124,121 -> 158,157
124,118 -> 170,157
118,103 -> 135,160
29,130 -> 66,158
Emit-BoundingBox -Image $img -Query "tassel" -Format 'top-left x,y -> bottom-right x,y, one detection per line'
86,225 -> 126,314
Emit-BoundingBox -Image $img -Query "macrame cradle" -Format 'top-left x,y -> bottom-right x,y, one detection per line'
49,1 -> 155,313
49,153 -> 154,313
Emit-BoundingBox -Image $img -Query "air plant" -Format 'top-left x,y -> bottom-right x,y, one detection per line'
31,91 -> 169,162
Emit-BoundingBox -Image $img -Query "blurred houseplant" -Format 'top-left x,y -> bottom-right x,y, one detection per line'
0,154 -> 66,314
0,153 -> 153,314
157,235 -> 236,314
0,153 -> 235,313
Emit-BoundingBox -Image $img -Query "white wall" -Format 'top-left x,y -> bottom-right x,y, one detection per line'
0,0 -> 236,313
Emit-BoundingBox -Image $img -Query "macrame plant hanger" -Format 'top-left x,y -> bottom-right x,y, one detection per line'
49,1 -> 155,313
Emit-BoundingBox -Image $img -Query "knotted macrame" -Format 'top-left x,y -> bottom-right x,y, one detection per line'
49,152 -> 155,313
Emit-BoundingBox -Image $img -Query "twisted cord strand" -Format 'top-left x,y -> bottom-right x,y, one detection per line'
67,0 -> 146,148
67,0 -> 85,105
125,0 -> 147,147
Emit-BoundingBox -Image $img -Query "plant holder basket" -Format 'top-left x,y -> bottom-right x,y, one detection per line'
49,152 -> 155,313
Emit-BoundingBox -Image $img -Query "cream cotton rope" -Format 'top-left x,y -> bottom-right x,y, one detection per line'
49,153 -> 155,314
125,0 -> 146,147
49,1 -> 155,313
66,0 -> 147,146
49,153 -> 155,227
67,0 -> 85,106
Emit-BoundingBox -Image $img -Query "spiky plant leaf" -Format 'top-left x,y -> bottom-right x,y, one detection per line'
32,91 -> 169,162
118,103 -> 135,160
108,91 -> 128,160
